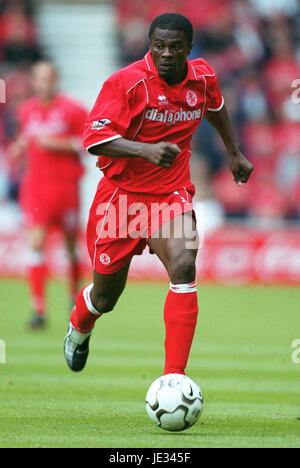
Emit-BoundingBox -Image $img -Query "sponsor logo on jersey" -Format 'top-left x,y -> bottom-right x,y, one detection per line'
145,107 -> 201,125
91,119 -> 112,130
25,116 -> 68,136
186,90 -> 198,107
100,253 -> 111,265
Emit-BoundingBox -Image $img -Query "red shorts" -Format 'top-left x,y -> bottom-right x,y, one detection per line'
20,177 -> 80,233
87,177 -> 195,274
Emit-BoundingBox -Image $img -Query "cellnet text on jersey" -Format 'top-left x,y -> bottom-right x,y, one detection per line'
145,107 -> 202,125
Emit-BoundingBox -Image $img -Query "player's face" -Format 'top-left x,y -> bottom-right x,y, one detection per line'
32,63 -> 58,101
149,28 -> 193,85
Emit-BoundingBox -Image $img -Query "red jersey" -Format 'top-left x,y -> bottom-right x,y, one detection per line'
83,51 -> 223,194
18,94 -> 88,184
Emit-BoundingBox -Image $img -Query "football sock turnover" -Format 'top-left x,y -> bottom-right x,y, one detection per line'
27,251 -> 47,316
70,283 -> 102,334
163,282 -> 198,375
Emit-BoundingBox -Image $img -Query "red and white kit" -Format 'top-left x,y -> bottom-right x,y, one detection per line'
84,51 -> 224,273
18,94 -> 88,232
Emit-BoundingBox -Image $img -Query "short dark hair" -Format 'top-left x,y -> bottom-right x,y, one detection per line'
149,13 -> 193,44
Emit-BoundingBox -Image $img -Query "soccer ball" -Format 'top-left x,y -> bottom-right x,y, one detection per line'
145,374 -> 204,432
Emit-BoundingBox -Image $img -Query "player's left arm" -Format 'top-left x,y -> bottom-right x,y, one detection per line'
37,136 -> 80,154
206,103 -> 254,186
38,104 -> 88,155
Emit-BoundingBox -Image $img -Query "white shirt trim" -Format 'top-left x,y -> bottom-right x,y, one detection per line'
191,64 -> 198,80
86,135 -> 122,151
93,187 -> 119,269
207,96 -> 225,112
145,54 -> 151,71
132,80 -> 149,140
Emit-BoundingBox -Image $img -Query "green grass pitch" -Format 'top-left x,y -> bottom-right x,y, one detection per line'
0,279 -> 299,448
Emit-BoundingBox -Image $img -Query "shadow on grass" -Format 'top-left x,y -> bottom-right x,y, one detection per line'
148,432 -> 205,437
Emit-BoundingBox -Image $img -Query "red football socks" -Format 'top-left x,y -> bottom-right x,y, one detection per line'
27,252 -> 47,316
163,282 -> 198,375
70,281 -> 198,375
70,284 -> 102,333
69,259 -> 80,303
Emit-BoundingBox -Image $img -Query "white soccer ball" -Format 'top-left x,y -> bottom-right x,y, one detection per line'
145,374 -> 204,432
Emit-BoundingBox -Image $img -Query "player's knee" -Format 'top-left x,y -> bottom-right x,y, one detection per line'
169,251 -> 196,284
90,291 -> 117,314
30,239 -> 44,253
29,227 -> 46,252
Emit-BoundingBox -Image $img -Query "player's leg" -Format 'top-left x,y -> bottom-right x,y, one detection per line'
61,185 -> 81,307
71,264 -> 131,331
27,225 -> 48,329
64,263 -> 130,372
64,176 -> 144,371
148,211 -> 199,375
64,230 -> 81,307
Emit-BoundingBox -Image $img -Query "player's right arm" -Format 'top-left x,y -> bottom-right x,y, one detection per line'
83,78 -> 179,169
7,99 -> 30,163
88,138 -> 180,169
8,135 -> 28,161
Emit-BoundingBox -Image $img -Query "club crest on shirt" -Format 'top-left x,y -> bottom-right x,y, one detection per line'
186,90 -> 198,107
100,253 -> 111,265
91,119 -> 112,130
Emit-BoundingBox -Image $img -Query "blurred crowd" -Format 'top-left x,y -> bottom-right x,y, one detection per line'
0,0 -> 43,229
0,0 -> 300,229
114,0 -> 300,225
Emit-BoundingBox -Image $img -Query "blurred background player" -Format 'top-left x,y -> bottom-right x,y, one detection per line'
10,61 -> 88,329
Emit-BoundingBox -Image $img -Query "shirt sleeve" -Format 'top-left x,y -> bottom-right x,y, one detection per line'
69,104 -> 88,137
68,103 -> 89,153
83,77 -> 131,152
203,62 -> 224,112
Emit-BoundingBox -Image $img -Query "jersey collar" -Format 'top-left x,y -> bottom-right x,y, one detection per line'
35,93 -> 60,108
144,50 -> 198,83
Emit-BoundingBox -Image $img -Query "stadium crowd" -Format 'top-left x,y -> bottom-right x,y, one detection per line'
0,0 -> 43,230
114,0 -> 300,224
0,0 -> 300,229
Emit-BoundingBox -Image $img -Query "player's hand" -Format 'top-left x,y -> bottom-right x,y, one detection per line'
229,152 -> 254,186
144,142 -> 181,168
7,136 -> 28,160
37,136 -> 55,150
